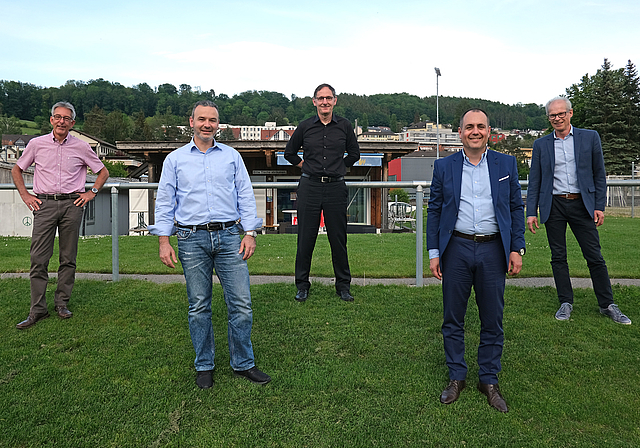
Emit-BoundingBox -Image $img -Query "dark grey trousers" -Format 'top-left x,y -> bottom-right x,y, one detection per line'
29,198 -> 84,317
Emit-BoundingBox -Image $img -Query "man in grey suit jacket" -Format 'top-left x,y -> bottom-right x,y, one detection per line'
527,96 -> 630,324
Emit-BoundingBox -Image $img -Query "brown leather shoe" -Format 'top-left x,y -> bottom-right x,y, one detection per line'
54,306 -> 73,319
16,313 -> 50,330
478,382 -> 508,413
440,380 -> 466,404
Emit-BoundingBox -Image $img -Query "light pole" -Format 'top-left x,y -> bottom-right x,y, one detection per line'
435,67 -> 441,159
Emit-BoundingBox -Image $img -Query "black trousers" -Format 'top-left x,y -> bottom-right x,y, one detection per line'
544,196 -> 613,308
295,176 -> 351,292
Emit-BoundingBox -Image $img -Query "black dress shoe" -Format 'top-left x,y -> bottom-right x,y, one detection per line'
234,366 -> 271,385
196,370 -> 213,389
295,289 -> 308,302
337,290 -> 354,302
16,313 -> 50,330
54,306 -> 73,319
440,380 -> 466,404
478,382 -> 508,413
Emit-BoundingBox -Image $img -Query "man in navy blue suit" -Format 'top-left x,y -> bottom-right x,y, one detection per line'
527,96 -> 631,325
427,109 -> 525,413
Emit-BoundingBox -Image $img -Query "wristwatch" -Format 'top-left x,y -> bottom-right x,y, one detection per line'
518,247 -> 526,256
91,187 -> 99,194
245,230 -> 258,238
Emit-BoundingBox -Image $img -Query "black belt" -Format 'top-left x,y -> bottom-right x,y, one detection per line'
177,221 -> 238,232
554,193 -> 581,200
453,230 -> 499,243
36,193 -> 80,201
301,173 -> 344,183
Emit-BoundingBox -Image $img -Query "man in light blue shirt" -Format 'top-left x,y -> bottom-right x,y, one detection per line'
427,109 -> 525,413
527,96 -> 630,325
150,100 -> 270,389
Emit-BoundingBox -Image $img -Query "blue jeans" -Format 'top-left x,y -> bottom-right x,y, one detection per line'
176,224 -> 255,372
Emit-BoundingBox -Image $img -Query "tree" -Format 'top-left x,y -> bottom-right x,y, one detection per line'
99,160 -> 129,177
361,113 -> 369,133
219,127 -> 236,141
82,106 -> 107,137
0,114 -> 23,134
389,113 -> 399,133
568,58 -> 638,175
389,188 -> 410,203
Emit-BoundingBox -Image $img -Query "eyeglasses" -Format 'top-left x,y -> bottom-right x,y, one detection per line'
315,96 -> 335,102
548,111 -> 568,120
52,114 -> 74,123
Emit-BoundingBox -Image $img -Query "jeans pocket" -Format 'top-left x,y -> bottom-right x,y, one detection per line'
226,224 -> 241,236
176,228 -> 194,240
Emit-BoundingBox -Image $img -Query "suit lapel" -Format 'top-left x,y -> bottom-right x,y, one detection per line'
572,127 -> 581,167
543,133 -> 555,174
487,150 -> 499,210
451,151 -> 463,210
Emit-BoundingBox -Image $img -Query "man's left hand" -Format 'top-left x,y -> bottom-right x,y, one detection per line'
239,235 -> 256,260
594,210 -> 605,227
74,191 -> 96,207
508,252 -> 522,276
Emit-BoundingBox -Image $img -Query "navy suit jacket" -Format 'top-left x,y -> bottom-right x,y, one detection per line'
526,128 -> 607,223
427,149 -> 525,269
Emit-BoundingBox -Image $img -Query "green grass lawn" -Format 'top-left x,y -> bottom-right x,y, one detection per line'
2,216 -> 640,278
1,279 -> 639,447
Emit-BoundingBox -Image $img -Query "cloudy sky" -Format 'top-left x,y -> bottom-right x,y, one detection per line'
2,0 -> 638,106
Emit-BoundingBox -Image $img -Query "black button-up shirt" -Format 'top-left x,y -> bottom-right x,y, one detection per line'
284,114 -> 360,177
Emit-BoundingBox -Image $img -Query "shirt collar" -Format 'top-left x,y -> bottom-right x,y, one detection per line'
553,125 -> 574,140
313,114 -> 338,124
461,148 -> 488,164
189,138 -> 221,153
50,131 -> 68,144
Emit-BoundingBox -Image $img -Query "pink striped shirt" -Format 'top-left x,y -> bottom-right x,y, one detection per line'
17,132 -> 105,195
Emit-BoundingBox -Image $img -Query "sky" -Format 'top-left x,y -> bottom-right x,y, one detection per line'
1,0 -> 639,106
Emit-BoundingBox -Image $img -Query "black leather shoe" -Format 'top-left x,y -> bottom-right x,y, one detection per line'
295,289 -> 308,302
478,382 -> 508,413
54,306 -> 73,319
16,313 -> 50,330
337,290 -> 354,302
196,370 -> 213,389
440,380 -> 466,404
234,366 -> 271,385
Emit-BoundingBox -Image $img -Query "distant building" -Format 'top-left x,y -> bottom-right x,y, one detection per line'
1,134 -> 39,162
399,121 -> 462,151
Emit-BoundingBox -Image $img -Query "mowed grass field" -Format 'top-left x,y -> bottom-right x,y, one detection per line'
1,218 -> 639,447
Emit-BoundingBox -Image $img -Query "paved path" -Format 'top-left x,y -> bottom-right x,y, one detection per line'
2,272 -> 640,288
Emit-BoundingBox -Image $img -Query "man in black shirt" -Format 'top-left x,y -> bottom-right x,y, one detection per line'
284,84 -> 360,302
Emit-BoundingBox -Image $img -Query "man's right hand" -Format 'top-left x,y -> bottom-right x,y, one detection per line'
20,192 -> 42,211
159,236 -> 178,269
430,257 -> 442,280
527,216 -> 539,234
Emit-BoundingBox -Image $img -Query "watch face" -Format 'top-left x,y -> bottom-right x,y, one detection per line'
519,248 -> 526,256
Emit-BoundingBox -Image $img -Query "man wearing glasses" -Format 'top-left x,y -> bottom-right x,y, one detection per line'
527,96 -> 631,324
284,84 -> 360,302
12,101 -> 109,329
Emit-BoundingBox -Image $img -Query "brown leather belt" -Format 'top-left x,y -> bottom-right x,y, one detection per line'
554,193 -> 581,200
452,230 -> 500,243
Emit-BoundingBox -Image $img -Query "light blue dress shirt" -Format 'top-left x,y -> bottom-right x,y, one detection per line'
552,126 -> 580,195
429,150 -> 498,260
149,139 -> 262,236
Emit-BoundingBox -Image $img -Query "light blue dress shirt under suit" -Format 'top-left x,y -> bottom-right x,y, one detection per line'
149,139 -> 262,236
552,125 -> 580,195
429,150 -> 498,260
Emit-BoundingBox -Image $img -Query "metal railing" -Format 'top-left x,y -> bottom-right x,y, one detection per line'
2,179 -> 640,287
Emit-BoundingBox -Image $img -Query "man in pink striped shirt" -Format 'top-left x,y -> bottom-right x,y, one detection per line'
12,101 -> 109,329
